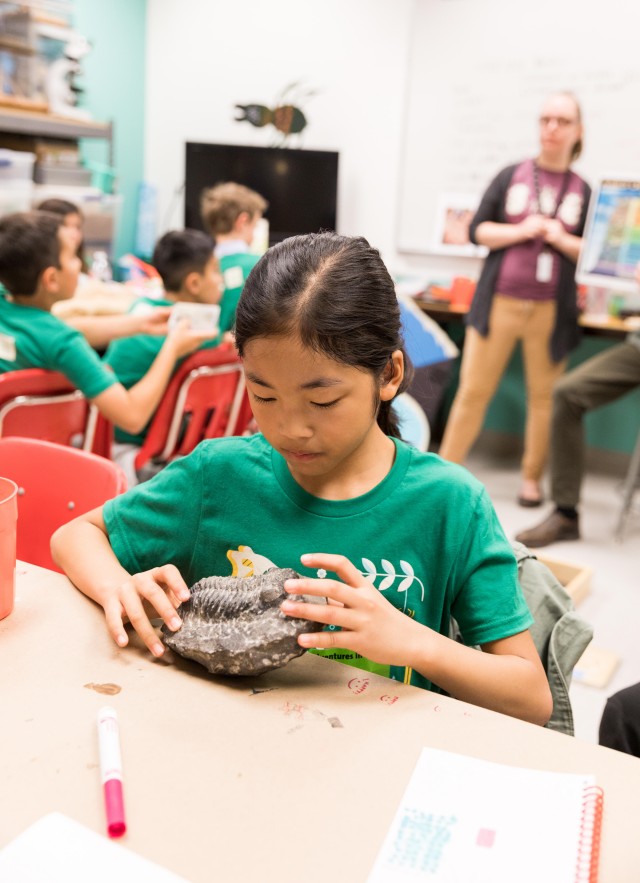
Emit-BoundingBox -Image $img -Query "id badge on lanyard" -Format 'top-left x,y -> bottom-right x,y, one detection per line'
536,249 -> 553,283
533,163 -> 570,284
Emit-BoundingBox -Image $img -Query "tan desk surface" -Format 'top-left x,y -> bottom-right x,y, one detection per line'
3,563 -> 640,882
51,279 -> 138,320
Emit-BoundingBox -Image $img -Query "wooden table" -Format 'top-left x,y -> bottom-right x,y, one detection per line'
51,279 -> 138,319
2,563 -> 640,882
417,298 -> 639,338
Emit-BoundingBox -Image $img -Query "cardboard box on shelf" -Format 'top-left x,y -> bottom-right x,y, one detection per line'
537,554 -> 592,606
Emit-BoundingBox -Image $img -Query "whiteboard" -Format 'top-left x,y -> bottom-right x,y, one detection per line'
397,0 -> 640,255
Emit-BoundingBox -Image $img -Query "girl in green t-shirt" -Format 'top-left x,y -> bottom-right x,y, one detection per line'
52,232 -> 552,725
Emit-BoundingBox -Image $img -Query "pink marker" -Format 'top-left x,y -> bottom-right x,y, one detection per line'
97,706 -> 127,838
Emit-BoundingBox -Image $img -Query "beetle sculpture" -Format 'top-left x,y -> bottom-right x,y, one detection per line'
234,81 -> 316,144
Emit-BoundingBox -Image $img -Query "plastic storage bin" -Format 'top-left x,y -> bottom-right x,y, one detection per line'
0,149 -> 35,182
0,182 -> 34,215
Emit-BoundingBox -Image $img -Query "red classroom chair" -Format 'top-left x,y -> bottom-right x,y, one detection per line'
134,344 -> 253,473
0,437 -> 127,571
0,369 -> 113,457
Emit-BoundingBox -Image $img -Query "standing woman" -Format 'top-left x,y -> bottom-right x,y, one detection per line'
439,92 -> 590,506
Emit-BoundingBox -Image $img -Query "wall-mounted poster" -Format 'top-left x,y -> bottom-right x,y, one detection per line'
431,193 -> 488,257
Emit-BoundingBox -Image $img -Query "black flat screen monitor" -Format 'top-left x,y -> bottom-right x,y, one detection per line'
185,143 -> 339,246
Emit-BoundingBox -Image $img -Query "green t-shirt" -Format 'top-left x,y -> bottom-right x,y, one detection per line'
218,252 -> 260,333
102,297 -> 221,445
103,434 -> 533,692
0,297 -> 117,399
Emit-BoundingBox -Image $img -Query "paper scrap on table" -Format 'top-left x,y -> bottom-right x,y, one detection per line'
0,813 -> 189,882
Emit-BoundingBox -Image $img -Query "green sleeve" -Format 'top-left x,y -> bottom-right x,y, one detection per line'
103,446 -> 205,577
450,488 -> 533,646
50,327 -> 118,399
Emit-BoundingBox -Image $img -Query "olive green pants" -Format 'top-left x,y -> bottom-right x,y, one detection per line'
551,340 -> 640,508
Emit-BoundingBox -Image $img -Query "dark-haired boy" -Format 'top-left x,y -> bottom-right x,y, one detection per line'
0,212 -> 215,443
103,228 -> 224,450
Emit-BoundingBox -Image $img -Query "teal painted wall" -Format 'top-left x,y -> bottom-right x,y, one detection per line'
73,0 -> 147,261
440,327 -> 640,456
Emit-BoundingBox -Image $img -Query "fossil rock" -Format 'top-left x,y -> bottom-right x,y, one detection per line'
161,568 -> 326,676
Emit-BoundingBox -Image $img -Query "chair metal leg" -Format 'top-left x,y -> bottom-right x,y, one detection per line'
615,431 -> 640,542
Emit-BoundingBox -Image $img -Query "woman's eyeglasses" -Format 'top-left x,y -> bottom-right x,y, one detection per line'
539,116 -> 578,128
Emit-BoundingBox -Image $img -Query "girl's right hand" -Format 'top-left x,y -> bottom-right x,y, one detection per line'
103,564 -> 190,657
164,317 -> 219,358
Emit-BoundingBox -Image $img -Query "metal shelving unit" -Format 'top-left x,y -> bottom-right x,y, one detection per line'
0,107 -> 113,163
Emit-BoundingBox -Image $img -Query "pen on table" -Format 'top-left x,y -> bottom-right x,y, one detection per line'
97,705 -> 127,838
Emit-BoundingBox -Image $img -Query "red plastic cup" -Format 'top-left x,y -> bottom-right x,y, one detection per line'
0,476 -> 18,620
450,276 -> 476,308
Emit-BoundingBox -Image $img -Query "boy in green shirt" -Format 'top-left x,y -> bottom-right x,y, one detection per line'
0,212 -> 216,442
200,182 -> 268,332
103,228 -> 224,447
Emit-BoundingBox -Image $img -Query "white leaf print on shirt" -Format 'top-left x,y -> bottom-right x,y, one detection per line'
358,557 -> 425,612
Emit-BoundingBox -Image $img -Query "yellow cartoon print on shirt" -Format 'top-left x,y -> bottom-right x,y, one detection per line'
227,545 -> 276,577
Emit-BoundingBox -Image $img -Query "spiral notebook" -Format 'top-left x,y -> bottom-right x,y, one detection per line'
368,747 -> 603,883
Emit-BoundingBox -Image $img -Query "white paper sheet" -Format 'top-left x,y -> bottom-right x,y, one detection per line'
0,813 -> 189,882
368,747 -> 597,883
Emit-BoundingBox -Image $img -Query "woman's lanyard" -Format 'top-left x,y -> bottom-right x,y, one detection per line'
533,162 -> 571,283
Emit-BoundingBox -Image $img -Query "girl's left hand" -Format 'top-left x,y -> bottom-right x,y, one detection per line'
281,553 -> 426,667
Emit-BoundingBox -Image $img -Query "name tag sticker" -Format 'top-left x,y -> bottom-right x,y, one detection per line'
536,251 -> 553,283
0,333 -> 17,362
223,266 -> 244,289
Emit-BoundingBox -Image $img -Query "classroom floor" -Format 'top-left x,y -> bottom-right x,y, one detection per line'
459,442 -> 640,746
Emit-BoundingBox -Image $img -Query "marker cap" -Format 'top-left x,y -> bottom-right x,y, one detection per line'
104,778 -> 127,838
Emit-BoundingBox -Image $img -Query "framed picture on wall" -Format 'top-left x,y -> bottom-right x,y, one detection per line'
431,193 -> 488,257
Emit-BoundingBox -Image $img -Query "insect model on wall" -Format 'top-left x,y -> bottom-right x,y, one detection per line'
234,81 -> 317,145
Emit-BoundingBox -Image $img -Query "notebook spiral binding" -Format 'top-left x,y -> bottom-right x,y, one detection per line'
575,785 -> 604,882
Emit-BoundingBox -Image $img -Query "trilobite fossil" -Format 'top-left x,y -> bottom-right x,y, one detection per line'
161,568 -> 326,676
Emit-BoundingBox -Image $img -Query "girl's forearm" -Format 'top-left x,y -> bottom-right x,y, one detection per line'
124,336 -> 181,423
67,314 -> 144,349
406,627 -> 552,725
50,517 -> 131,607
93,337 -> 182,434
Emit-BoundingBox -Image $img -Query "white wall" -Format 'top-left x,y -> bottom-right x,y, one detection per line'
144,0 -> 415,270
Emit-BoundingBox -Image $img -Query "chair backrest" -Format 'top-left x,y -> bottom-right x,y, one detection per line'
393,392 -> 431,452
0,369 -> 112,457
0,437 -> 127,572
134,345 -> 253,471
